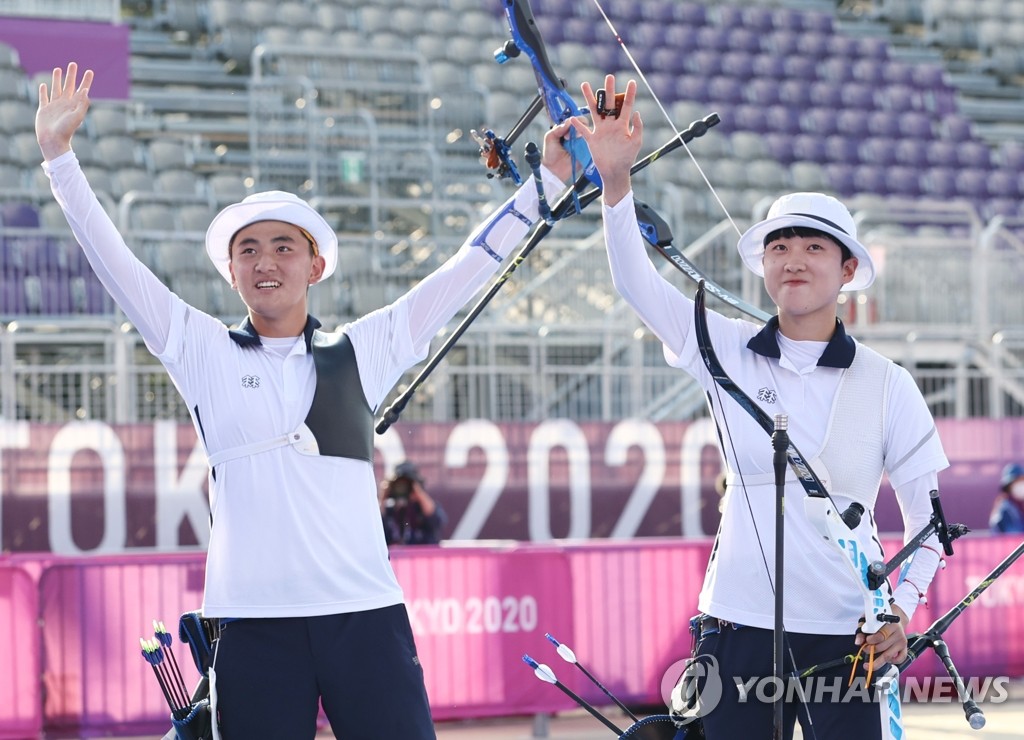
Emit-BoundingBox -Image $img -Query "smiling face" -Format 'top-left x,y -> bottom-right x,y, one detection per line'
227,220 -> 326,337
762,228 -> 858,339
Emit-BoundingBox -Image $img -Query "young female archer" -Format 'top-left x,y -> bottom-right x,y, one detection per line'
566,75 -> 949,740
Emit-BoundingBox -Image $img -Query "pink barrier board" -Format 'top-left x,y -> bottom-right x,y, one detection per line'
393,545 -> 576,718
0,535 -> 1019,736
0,565 -> 41,739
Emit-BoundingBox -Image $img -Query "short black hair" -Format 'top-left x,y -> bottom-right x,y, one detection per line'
763,226 -> 853,264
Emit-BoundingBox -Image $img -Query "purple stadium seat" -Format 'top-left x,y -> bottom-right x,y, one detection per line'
626,22 -> 666,49
803,108 -> 840,136
1,202 -> 40,228
925,140 -> 959,167
765,105 -> 802,134
0,276 -> 26,313
683,50 -> 721,77
763,133 -> 795,163
674,76 -> 710,103
741,6 -> 775,32
987,170 -> 1019,198
708,76 -> 744,104
853,164 -> 889,194
802,11 -> 834,34
771,7 -> 803,31
808,80 -> 844,109
957,141 -> 992,168
879,85 -> 921,113
762,30 -> 801,56
828,35 -> 861,59
727,28 -> 761,54
866,111 -> 902,138
588,44 -> 625,73
606,0 -> 645,24
819,58 -> 854,82
882,62 -> 916,86
919,167 -> 959,198
696,27 -> 730,53
913,64 -> 945,89
732,104 -> 769,132
826,163 -> 858,195
852,59 -> 887,85
898,112 -> 934,139
888,166 -> 922,196
750,53 -> 787,79
784,56 -> 818,81
792,134 -> 827,162
837,110 -> 871,137
859,138 -> 899,166
716,5 -> 744,29
777,79 -> 811,106
562,18 -> 598,44
940,114 -> 973,140
981,198 -> 1021,220
998,141 -> 1024,169
800,33 -> 834,59
955,169 -> 990,198
1,238 -> 26,277
650,47 -> 688,75
824,135 -> 861,163
857,37 -> 889,60
664,25 -> 700,50
745,79 -> 781,106
668,2 -> 706,27
721,51 -> 755,79
841,82 -> 876,110
894,139 -> 930,167
929,90 -> 958,116
639,0 -> 676,24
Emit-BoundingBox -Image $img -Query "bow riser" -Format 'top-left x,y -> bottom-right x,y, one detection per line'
498,0 -> 601,187
805,497 -> 894,635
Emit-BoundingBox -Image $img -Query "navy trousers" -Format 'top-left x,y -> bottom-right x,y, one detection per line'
694,621 -> 900,740
212,605 -> 435,739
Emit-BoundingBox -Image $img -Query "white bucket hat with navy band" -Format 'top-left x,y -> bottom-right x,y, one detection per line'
205,191 -> 338,284
735,192 -> 876,292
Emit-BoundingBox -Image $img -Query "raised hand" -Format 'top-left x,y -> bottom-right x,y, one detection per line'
35,62 -> 94,162
570,74 -> 643,207
540,119 -> 575,185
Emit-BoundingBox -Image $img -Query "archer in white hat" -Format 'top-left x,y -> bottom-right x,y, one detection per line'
36,62 -> 575,739
568,74 -> 949,740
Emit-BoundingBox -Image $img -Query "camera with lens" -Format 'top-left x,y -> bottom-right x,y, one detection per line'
389,476 -> 413,500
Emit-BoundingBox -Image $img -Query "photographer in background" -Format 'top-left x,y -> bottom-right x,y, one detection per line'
380,462 -> 447,545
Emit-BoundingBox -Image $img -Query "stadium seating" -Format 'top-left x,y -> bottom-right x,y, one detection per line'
1,0 -> 1023,337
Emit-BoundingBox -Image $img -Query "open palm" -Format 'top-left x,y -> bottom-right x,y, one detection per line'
35,63 -> 93,161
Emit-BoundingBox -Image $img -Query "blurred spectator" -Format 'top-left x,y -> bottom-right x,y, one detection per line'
990,463 -> 1024,533
380,462 -> 447,545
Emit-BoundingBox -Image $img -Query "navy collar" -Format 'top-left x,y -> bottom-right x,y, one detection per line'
746,315 -> 856,369
228,315 -> 322,351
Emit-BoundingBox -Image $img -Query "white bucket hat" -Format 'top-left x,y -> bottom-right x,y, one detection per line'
205,191 -> 338,284
736,192 -> 875,291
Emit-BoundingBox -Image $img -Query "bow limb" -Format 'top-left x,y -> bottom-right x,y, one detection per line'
693,281 -> 898,637
495,0 -> 601,187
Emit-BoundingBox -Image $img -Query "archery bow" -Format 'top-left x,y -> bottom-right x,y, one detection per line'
376,0 -> 727,432
478,0 -> 601,191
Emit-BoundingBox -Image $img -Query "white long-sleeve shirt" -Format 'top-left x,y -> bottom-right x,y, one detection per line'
44,151 -> 562,618
603,192 -> 949,634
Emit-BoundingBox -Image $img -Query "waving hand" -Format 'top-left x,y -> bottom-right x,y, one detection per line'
35,62 -> 93,162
